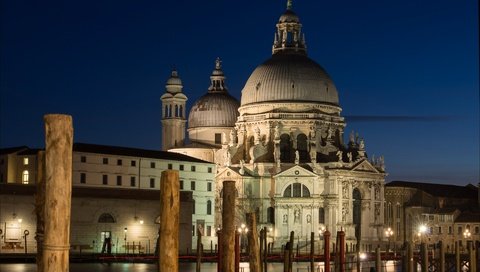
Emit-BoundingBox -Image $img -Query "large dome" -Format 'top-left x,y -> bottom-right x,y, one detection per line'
188,58 -> 240,129
240,52 -> 339,107
188,92 -> 239,128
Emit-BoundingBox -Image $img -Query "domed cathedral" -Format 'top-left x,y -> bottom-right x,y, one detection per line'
163,1 -> 387,250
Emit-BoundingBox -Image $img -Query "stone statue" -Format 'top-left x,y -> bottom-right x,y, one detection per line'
229,129 -> 236,146
274,124 -> 280,140
274,144 -> 280,164
254,127 -> 261,145
349,130 -> 355,143
294,209 -> 300,223
309,126 -> 316,140
347,152 -> 353,163
294,150 -> 299,164
306,214 -> 311,223
378,155 -> 385,170
359,138 -> 365,150
283,214 -> 288,224
336,150 -> 343,162
239,159 -> 245,175
225,149 -> 231,166
327,127 -> 334,139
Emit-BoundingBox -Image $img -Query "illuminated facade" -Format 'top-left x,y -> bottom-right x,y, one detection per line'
165,3 -> 387,250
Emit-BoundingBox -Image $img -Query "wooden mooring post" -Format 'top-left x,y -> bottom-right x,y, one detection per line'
247,212 -> 261,272
158,170 -> 180,272
221,180 -> 236,272
42,114 -> 73,272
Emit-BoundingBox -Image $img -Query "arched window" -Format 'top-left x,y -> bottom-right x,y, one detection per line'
280,134 -> 291,162
283,183 -> 310,197
98,213 -> 116,223
296,133 -> 308,162
165,105 -> 168,117
179,105 -> 183,117
318,208 -> 325,224
175,105 -> 179,117
22,170 -> 29,184
207,200 -> 212,215
168,105 -> 172,117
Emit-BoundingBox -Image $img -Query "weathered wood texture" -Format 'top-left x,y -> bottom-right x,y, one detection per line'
158,170 -> 180,272
246,212 -> 260,272
42,114 -> 73,272
221,180 -> 236,272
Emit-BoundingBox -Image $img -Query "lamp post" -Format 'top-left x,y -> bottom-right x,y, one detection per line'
385,227 -> 393,253
318,225 -> 326,253
124,227 -> 128,254
463,228 -> 471,252
237,223 -> 248,254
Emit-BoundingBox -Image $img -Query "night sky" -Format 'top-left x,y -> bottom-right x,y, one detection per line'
1,0 -> 478,185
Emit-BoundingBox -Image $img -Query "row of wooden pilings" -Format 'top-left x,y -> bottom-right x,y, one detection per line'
32,114 -> 479,272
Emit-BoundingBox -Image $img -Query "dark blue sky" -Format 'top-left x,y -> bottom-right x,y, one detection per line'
1,0 -> 478,185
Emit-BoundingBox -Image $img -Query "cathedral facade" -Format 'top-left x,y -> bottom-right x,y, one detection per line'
163,3 -> 387,249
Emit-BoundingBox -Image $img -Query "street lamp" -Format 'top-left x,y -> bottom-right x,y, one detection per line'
237,223 -> 248,254
385,227 -> 394,252
124,227 -> 128,253
318,225 -> 326,252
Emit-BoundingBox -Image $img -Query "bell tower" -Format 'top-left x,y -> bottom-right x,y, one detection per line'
160,69 -> 187,150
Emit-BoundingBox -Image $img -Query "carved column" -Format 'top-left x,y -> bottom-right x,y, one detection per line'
42,114 -> 73,272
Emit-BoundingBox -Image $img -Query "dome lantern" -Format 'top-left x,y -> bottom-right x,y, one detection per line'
272,0 -> 306,55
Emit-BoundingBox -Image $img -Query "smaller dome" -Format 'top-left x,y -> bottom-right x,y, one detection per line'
165,69 -> 183,94
188,58 -> 239,128
188,93 -> 239,128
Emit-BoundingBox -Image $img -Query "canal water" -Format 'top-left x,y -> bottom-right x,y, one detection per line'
0,261 -> 401,272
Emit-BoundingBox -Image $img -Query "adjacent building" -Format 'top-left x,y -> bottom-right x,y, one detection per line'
0,143 -> 216,253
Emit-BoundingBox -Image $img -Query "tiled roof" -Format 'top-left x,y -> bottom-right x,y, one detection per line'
0,146 -> 28,155
386,180 -> 477,199
73,143 -> 211,164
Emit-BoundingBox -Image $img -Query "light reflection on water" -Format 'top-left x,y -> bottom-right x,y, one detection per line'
0,261 -> 402,272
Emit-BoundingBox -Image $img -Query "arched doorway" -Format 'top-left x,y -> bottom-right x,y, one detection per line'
280,134 -> 292,162
296,133 -> 308,162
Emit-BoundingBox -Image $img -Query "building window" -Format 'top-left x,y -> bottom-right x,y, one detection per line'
192,225 -> 195,236
22,170 -> 29,184
207,226 -> 212,236
103,158 -> 108,164
438,227 -> 442,234
191,166 -> 196,172
117,159 -> 122,166
475,226 -> 479,234
179,180 -> 184,190
191,181 -> 196,190
116,176 -> 122,186
319,208 -> 325,224
207,182 -> 212,191
208,167 -> 212,173
283,183 -> 310,197
458,226 -> 462,235
192,199 -> 195,214
151,162 -> 155,168
81,156 -> 86,163
103,175 -> 108,185
80,173 -> 86,184
150,178 -> 155,188
23,157 -> 29,165
207,200 -> 212,215
98,213 -> 116,223
131,160 -> 136,167
215,133 -> 222,144
168,163 -> 173,170
130,176 -> 136,187
179,165 -> 184,171
448,226 -> 452,234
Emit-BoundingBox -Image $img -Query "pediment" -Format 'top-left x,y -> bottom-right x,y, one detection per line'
216,167 -> 248,180
274,165 -> 317,178
352,160 -> 379,173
